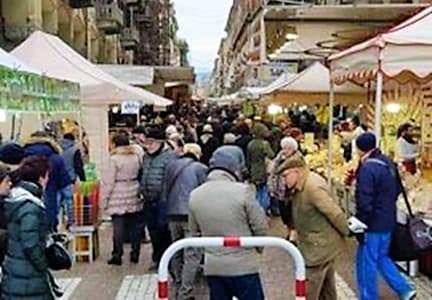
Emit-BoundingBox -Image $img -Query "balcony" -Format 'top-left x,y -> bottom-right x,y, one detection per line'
96,3 -> 124,34
136,13 -> 152,24
69,0 -> 95,8
121,27 -> 140,50
123,0 -> 139,5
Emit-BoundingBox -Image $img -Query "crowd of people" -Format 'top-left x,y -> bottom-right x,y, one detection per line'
0,103 -> 419,300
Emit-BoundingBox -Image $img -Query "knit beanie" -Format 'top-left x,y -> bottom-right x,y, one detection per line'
356,132 -> 376,153
0,142 -> 25,165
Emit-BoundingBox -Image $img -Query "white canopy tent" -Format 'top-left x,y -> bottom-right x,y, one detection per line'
329,6 -> 432,142
12,31 -> 171,106
11,31 -> 172,174
262,62 -> 366,105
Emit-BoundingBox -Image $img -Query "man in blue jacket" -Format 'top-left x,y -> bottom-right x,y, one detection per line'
24,132 -> 72,232
355,133 -> 415,300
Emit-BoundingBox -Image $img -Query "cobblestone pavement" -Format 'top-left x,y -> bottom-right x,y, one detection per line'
57,219 -> 432,299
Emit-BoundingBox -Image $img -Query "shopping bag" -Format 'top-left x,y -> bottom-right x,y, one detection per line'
256,184 -> 270,211
389,165 -> 432,261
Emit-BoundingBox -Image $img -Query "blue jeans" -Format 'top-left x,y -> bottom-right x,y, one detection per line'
256,184 -> 270,212
207,274 -> 264,300
356,232 -> 413,300
59,184 -> 74,226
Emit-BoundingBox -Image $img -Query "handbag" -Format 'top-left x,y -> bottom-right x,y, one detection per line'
388,163 -> 432,261
45,234 -> 72,271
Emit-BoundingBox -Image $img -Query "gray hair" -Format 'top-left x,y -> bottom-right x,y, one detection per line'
280,137 -> 299,152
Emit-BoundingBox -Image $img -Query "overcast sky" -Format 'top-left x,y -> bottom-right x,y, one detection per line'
172,0 -> 232,74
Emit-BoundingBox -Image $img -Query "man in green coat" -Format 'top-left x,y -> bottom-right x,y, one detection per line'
277,154 -> 350,300
247,123 -> 274,211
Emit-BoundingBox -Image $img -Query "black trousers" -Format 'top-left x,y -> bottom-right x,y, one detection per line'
112,212 -> 141,259
144,202 -> 172,264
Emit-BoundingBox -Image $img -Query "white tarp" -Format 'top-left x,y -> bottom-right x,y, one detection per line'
12,31 -> 171,106
0,47 -> 41,74
239,73 -> 297,99
273,62 -> 364,94
329,7 -> 432,85
98,64 -> 154,86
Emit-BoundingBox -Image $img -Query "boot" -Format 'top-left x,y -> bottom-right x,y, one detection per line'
130,253 -> 139,264
107,257 -> 122,266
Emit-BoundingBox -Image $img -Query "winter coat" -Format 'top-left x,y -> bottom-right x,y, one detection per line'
24,137 -> 71,228
291,171 -> 349,267
355,149 -> 401,233
165,155 -> 208,219
103,146 -> 144,216
2,182 -> 53,300
140,145 -> 175,203
189,169 -> 269,276
235,134 -> 253,159
247,124 -> 274,185
59,138 -> 86,182
198,134 -> 219,166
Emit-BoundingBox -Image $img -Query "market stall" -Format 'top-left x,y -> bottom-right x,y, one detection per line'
0,46 -> 80,139
260,62 -> 367,183
12,31 -> 172,175
329,6 -> 432,275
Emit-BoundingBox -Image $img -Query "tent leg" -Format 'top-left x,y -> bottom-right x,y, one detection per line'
328,79 -> 335,188
374,71 -> 384,144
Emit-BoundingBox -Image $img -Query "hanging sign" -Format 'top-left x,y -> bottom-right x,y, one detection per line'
121,101 -> 141,114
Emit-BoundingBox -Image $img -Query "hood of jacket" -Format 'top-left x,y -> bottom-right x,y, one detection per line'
24,136 -> 62,157
6,182 -> 45,218
253,123 -> 269,140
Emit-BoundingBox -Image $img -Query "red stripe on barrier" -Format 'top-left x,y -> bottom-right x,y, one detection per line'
296,280 -> 306,297
223,237 -> 241,247
158,281 -> 168,299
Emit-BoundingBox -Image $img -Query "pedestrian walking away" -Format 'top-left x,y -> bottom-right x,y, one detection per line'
189,148 -> 269,300
165,143 -> 207,299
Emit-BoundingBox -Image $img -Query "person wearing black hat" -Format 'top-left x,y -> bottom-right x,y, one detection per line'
354,132 -> 416,300
0,142 -> 25,185
139,125 -> 175,270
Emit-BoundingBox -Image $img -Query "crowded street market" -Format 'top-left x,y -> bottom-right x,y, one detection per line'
0,1 -> 431,300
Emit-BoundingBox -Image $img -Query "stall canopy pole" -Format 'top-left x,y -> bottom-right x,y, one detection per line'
374,70 -> 384,144
327,78 -> 335,188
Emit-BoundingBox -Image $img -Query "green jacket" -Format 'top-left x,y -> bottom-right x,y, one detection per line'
291,171 -> 350,267
2,182 -> 53,300
247,123 -> 274,185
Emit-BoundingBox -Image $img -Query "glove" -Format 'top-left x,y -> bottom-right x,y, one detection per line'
348,216 -> 368,245
348,216 -> 368,234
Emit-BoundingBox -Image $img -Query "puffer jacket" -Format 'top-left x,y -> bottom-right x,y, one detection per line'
247,123 -> 275,185
24,137 -> 71,229
2,182 -> 53,300
140,145 -> 175,203
103,145 -> 144,216
165,154 -> 208,219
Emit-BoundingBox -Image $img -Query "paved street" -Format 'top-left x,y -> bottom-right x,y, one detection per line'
55,218 -> 432,299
